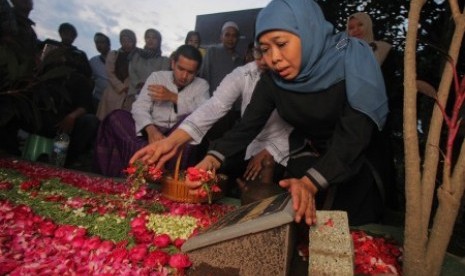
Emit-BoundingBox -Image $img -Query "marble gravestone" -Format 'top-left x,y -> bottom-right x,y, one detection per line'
182,193 -> 295,275
182,194 -> 354,275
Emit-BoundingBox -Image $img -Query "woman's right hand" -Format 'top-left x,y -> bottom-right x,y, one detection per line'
130,129 -> 194,169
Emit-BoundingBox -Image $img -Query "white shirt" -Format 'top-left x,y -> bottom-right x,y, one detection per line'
131,71 -> 209,134
179,61 -> 293,165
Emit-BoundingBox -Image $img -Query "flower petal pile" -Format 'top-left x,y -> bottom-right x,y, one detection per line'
0,158 -> 404,275
0,158 -> 234,275
352,230 -> 403,275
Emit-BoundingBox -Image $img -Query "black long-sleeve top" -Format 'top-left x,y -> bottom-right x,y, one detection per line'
208,72 -> 375,191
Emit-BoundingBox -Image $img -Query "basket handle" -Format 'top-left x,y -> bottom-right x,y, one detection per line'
174,146 -> 184,182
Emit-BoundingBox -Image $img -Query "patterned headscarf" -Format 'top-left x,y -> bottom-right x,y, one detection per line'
255,0 -> 388,129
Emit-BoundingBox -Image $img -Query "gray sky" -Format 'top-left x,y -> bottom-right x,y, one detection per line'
30,0 -> 271,58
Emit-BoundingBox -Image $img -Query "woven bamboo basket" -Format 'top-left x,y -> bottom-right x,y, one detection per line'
161,149 -> 226,203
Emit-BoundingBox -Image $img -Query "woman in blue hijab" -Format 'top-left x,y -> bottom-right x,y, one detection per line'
132,0 -> 389,226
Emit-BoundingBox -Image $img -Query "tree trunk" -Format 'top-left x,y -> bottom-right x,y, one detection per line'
423,3 -> 465,274
403,0 -> 465,275
421,4 -> 465,229
403,0 -> 428,274
426,187 -> 461,275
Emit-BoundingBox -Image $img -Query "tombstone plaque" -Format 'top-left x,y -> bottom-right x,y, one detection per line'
182,193 -> 295,276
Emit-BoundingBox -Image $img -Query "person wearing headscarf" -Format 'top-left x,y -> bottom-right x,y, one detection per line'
347,12 -> 399,211
347,12 -> 392,65
184,30 -> 206,56
346,11 -> 399,107
96,29 -> 137,120
128,28 -> 170,102
178,0 -> 389,226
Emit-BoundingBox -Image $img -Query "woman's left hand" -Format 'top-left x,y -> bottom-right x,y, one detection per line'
186,155 -> 221,194
279,176 -> 318,225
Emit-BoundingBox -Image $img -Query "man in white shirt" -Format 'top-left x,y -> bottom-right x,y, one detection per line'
94,45 -> 209,177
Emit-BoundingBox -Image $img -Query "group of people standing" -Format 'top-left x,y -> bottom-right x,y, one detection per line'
1,0 -> 397,227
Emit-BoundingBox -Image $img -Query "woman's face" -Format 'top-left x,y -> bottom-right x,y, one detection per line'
186,34 -> 200,48
347,17 -> 366,39
120,36 -> 135,52
145,32 -> 160,50
258,30 -> 301,81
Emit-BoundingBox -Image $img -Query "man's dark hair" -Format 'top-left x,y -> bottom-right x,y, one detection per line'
94,32 -> 110,44
58,22 -> 77,38
172,44 -> 202,69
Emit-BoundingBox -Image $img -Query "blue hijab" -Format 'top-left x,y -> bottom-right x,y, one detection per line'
255,0 -> 388,129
